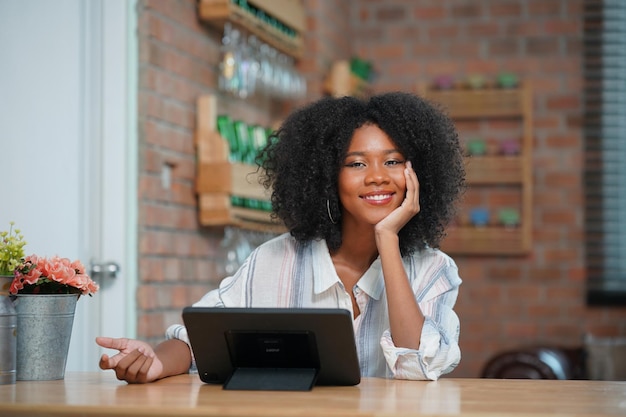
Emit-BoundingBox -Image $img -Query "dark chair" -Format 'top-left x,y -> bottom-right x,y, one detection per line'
481,346 -> 586,380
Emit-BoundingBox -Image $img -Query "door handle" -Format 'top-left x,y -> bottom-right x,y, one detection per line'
90,261 -> 121,281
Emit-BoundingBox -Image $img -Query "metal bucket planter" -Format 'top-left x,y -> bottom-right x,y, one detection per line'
13,294 -> 78,380
0,275 -> 17,385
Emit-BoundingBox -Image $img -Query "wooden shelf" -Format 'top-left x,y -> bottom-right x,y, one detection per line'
420,83 -> 533,256
465,155 -> 523,184
424,87 -> 526,118
198,0 -> 305,59
195,94 -> 286,233
197,162 -> 268,200
440,226 -> 528,255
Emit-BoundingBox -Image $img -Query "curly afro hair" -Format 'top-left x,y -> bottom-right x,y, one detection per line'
258,91 -> 465,256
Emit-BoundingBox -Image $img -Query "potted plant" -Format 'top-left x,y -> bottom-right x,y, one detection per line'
10,255 -> 99,296
9,255 -> 99,381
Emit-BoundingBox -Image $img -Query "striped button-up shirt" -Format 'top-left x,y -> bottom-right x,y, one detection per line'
166,233 -> 461,380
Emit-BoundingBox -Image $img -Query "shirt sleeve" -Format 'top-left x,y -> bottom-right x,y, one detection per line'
379,253 -> 462,380
164,258 -> 252,371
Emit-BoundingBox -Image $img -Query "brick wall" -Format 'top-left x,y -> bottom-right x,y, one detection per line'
135,0 -> 348,343
136,0 -> 626,378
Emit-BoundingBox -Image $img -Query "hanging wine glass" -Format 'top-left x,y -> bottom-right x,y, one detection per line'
218,23 -> 242,96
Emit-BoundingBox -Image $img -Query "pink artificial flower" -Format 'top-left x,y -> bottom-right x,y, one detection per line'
23,254 -> 39,266
10,254 -> 99,296
9,278 -> 22,294
46,257 -> 76,283
21,265 -> 42,285
70,259 -> 86,275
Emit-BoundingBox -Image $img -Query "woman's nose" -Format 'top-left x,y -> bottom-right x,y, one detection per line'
365,164 -> 389,184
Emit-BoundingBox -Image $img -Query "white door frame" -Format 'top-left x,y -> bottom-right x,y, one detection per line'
68,0 -> 139,371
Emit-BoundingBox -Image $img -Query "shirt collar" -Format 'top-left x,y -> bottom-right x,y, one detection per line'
358,258 -> 384,300
311,239 -> 384,300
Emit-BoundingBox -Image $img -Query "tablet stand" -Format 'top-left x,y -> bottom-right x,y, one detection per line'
224,367 -> 318,391
224,330 -> 320,391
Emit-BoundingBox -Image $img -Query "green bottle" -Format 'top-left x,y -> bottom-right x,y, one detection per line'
233,120 -> 251,164
217,115 -> 239,162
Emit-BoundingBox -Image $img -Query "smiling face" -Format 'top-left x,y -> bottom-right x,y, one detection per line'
337,123 -> 407,227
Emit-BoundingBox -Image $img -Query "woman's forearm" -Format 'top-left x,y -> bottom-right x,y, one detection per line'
376,230 -> 424,349
154,339 -> 192,378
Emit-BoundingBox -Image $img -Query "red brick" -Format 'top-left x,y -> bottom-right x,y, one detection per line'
585,324 -> 623,338
545,134 -> 580,148
424,61 -> 464,77
528,265 -> 563,281
545,19 -> 581,35
488,39 -> 521,56
451,4 -> 483,18
507,284 -> 543,301
485,302 -> 526,318
527,0 -> 563,16
462,320 -> 502,338
138,312 -> 167,339
527,303 -> 561,318
428,25 -> 461,39
526,38 -> 560,55
505,21 -> 543,36
505,321 -> 539,338
464,60 -> 500,74
386,61 -> 422,79
144,0 -> 200,30
567,267 -> 586,283
449,42 -> 482,58
139,258 -> 165,282
541,323 -> 583,343
490,2 -> 523,17
543,172 -> 579,188
370,44 -> 405,60
467,23 -> 501,38
541,57 -> 581,74
486,190 -> 522,207
375,6 -> 406,22
413,6 -> 446,20
488,265 -> 524,281
533,188 -> 564,206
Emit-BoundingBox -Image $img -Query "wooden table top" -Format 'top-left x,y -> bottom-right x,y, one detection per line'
0,372 -> 625,417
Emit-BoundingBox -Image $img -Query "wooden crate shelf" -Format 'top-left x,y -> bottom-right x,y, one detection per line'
420,83 -> 533,256
198,0 -> 305,59
195,94 -> 286,233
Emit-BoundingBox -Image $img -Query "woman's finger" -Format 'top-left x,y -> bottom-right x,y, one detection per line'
404,162 -> 420,212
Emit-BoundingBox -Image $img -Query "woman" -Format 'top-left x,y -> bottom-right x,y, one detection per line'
96,92 -> 466,383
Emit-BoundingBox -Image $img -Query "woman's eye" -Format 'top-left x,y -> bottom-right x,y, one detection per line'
345,161 -> 365,168
386,160 -> 404,166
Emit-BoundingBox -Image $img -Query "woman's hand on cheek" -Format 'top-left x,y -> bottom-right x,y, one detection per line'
375,161 -> 420,235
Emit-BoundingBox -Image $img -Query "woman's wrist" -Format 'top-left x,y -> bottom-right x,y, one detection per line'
374,227 -> 399,247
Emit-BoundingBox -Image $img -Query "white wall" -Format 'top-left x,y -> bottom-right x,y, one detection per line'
0,0 -> 84,257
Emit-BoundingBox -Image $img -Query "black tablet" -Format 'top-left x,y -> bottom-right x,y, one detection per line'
182,307 -> 361,391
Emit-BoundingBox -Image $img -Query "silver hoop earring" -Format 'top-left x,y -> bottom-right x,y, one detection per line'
327,199 -> 337,224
